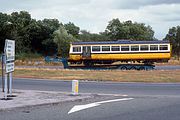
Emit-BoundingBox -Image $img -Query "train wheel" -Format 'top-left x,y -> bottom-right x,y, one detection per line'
139,66 -> 145,70
121,66 -> 127,70
130,66 -> 136,70
83,61 -> 94,67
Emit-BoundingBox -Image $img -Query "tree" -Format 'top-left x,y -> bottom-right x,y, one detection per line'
78,30 -> 110,42
9,11 -> 32,53
28,19 -> 60,55
0,11 -> 62,55
106,18 -> 123,40
53,25 -> 76,57
165,26 -> 180,59
0,12 -> 10,52
105,18 -> 154,40
176,27 -> 180,59
64,22 -> 80,38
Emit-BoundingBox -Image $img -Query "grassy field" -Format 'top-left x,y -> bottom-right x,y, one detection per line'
0,68 -> 179,83
0,57 -> 180,83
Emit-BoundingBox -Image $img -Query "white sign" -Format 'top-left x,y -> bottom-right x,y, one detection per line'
5,39 -> 15,62
5,62 -> 14,73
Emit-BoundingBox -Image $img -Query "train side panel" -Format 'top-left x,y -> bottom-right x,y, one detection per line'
69,52 -> 170,61
68,40 -> 171,64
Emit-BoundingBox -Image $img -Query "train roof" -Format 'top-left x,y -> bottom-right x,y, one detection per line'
72,40 -> 170,45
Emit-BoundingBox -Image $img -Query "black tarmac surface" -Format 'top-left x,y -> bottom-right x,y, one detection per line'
0,78 -> 180,120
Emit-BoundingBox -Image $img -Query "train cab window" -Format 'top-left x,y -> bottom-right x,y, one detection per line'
121,46 -> 129,51
111,46 -> 120,51
73,46 -> 81,52
102,46 -> 110,51
150,45 -> 158,51
92,46 -> 100,52
140,45 -> 149,51
131,45 -> 139,51
160,45 -> 168,50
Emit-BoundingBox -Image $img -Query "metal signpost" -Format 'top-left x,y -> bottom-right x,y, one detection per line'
1,54 -> 5,92
1,39 -> 15,100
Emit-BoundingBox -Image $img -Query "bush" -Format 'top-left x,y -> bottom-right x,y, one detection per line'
16,53 -> 42,61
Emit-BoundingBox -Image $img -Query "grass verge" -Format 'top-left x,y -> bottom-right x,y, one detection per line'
0,68 -> 179,83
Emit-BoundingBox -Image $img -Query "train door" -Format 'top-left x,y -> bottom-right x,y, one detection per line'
82,46 -> 91,59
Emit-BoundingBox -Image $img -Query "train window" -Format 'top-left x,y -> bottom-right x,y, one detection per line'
102,46 -> 110,51
121,46 -> 129,51
150,45 -> 158,51
73,46 -> 81,52
131,45 -> 139,51
111,46 -> 120,51
92,46 -> 100,52
160,45 -> 168,50
140,45 -> 149,51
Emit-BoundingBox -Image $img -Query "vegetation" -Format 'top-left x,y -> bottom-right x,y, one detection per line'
15,52 -> 42,60
53,25 -> 76,57
1,68 -> 179,83
164,26 -> 180,59
0,11 -> 179,58
105,19 -> 154,40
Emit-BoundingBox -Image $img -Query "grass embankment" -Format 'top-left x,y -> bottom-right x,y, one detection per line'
0,54 -> 180,83
1,68 -> 179,83
14,54 -> 180,66
156,59 -> 180,66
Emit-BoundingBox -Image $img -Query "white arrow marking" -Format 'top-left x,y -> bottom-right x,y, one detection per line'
68,98 -> 134,114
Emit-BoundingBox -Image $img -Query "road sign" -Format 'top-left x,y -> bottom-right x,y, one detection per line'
4,39 -> 15,73
4,39 -> 15,62
5,62 -> 14,73
2,39 -> 15,100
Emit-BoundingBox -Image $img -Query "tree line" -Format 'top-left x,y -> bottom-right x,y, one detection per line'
0,11 -> 179,58
164,26 -> 180,59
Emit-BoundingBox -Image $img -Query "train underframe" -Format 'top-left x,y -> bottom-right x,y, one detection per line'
69,59 -> 169,70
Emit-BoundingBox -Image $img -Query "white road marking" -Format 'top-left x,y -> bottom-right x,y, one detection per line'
95,98 -> 134,104
68,98 -> 134,114
68,103 -> 100,114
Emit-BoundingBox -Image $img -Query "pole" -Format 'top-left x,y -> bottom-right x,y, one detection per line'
9,72 -> 12,96
7,73 -> 9,93
2,54 -> 4,92
4,73 -> 7,100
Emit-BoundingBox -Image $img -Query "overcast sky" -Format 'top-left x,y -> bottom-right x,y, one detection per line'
1,0 -> 180,39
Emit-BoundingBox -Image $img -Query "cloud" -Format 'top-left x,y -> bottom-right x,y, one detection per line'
113,0 -> 180,9
109,3 -> 180,39
0,0 -> 180,39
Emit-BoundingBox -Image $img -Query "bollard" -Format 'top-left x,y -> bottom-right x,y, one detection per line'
72,80 -> 79,95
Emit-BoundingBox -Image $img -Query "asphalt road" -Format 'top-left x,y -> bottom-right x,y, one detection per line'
155,65 -> 180,70
1,78 -> 180,120
1,78 -> 180,96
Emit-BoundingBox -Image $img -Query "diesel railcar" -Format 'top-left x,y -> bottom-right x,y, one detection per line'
68,40 -> 171,66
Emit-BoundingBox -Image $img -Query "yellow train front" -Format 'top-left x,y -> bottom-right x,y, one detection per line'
68,40 -> 171,66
